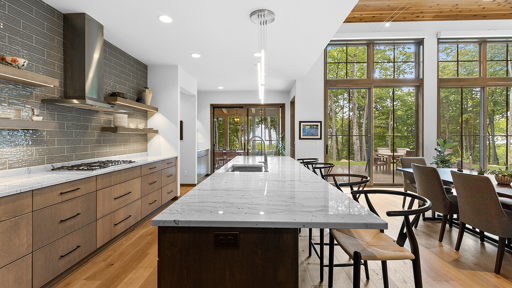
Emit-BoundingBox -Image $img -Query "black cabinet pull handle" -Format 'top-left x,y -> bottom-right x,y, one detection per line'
167,162 -> 172,165
167,190 -> 174,194
167,174 -> 173,178
60,213 -> 81,223
149,200 -> 157,205
60,245 -> 81,258
149,166 -> 157,170
114,191 -> 131,200
60,188 -> 80,195
149,181 -> 158,185
114,215 -> 132,226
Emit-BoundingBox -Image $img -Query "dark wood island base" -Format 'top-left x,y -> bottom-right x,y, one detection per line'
157,226 -> 299,288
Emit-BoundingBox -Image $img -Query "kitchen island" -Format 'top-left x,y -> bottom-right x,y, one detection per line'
152,156 -> 387,287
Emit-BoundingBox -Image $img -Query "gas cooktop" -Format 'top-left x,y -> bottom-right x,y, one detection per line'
51,160 -> 136,171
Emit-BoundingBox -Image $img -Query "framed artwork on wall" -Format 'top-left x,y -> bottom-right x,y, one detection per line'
299,121 -> 322,140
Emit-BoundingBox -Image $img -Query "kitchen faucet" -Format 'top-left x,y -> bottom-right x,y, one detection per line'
248,136 -> 268,172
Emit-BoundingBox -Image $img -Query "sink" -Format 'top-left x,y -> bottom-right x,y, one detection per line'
229,164 -> 265,172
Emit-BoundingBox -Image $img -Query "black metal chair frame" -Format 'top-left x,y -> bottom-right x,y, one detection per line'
328,190 -> 433,288
325,173 -> 370,199
311,162 -> 335,180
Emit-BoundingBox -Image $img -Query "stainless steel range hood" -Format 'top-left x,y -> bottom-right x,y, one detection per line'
42,13 -> 129,112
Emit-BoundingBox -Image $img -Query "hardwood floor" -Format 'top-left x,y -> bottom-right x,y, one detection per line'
49,187 -> 512,288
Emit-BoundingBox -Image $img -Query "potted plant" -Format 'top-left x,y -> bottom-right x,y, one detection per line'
431,139 -> 457,168
490,169 -> 512,185
477,167 -> 488,175
274,133 -> 286,156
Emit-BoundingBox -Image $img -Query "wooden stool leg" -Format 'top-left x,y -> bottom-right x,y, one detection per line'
479,230 -> 485,243
308,228 -> 312,257
320,229 -> 324,282
328,231 -> 334,288
455,222 -> 466,251
495,237 -> 506,274
353,252 -> 361,288
412,258 -> 423,288
449,214 -> 453,228
382,261 -> 389,288
439,214 -> 448,242
363,260 -> 370,280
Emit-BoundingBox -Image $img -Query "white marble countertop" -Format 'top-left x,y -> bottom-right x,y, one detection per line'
152,156 -> 387,229
0,153 -> 177,199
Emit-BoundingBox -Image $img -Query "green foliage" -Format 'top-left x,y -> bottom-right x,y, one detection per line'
274,133 -> 286,156
489,168 -> 512,178
477,167 -> 488,175
431,139 -> 458,168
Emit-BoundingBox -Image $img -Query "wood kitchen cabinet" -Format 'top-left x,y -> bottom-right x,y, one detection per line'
0,157 -> 177,288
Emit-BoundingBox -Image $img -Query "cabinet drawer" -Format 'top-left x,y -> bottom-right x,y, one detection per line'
0,254 -> 31,288
0,191 -> 32,222
33,192 -> 97,251
97,199 -> 141,248
33,222 -> 96,288
0,213 -> 32,268
33,177 -> 96,211
162,157 -> 176,169
142,189 -> 162,218
97,178 -> 141,219
162,166 -> 177,186
97,166 -> 141,190
162,182 -> 178,203
141,161 -> 162,176
141,170 -> 162,197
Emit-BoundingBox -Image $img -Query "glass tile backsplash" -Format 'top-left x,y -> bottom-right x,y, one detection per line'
0,0 -> 149,170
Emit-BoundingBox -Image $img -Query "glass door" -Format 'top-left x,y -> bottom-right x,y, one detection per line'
212,107 -> 246,171
246,107 -> 281,156
373,87 -> 416,184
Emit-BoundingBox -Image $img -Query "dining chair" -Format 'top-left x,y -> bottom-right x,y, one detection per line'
214,150 -> 225,169
226,149 -> 237,161
377,147 -> 391,153
412,164 -> 459,242
400,157 -> 426,208
405,149 -> 416,157
451,171 -> 512,274
328,189 -> 432,288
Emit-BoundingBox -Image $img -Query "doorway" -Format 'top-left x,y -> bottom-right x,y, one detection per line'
211,104 -> 285,172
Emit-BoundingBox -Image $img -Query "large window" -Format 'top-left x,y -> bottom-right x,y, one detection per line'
374,44 -> 416,78
325,40 -> 423,185
439,43 -> 479,78
326,45 -> 367,79
438,39 -> 512,170
487,43 -> 512,77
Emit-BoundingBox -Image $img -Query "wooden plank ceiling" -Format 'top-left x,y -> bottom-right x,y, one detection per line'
345,0 -> 512,23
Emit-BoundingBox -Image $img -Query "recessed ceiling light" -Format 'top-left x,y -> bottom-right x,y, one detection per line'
218,86 -> 224,89
191,53 -> 201,58
254,52 -> 262,57
159,15 -> 172,23
385,22 -> 390,27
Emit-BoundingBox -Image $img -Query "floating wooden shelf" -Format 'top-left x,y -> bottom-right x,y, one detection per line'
0,65 -> 59,87
0,119 -> 59,130
100,127 -> 158,134
104,97 -> 158,112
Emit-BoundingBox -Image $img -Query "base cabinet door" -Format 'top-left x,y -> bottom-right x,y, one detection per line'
0,213 -> 32,268
142,189 -> 162,218
0,254 -> 32,288
33,222 -> 97,288
162,181 -> 178,203
97,199 -> 142,248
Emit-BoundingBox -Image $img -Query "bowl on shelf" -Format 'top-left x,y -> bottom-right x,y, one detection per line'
0,56 -> 28,69
32,116 -> 43,121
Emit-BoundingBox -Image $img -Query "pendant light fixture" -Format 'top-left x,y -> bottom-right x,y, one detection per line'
250,9 -> 275,104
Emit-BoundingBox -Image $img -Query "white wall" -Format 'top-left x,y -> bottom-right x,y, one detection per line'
197,90 -> 290,156
148,65 -> 197,191
291,52 -> 325,161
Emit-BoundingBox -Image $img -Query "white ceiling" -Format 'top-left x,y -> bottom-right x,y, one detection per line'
45,0 -> 357,92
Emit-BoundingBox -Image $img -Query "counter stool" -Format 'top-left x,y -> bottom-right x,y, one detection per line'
324,173 -> 370,200
328,190 -> 432,288
308,162 -> 334,282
